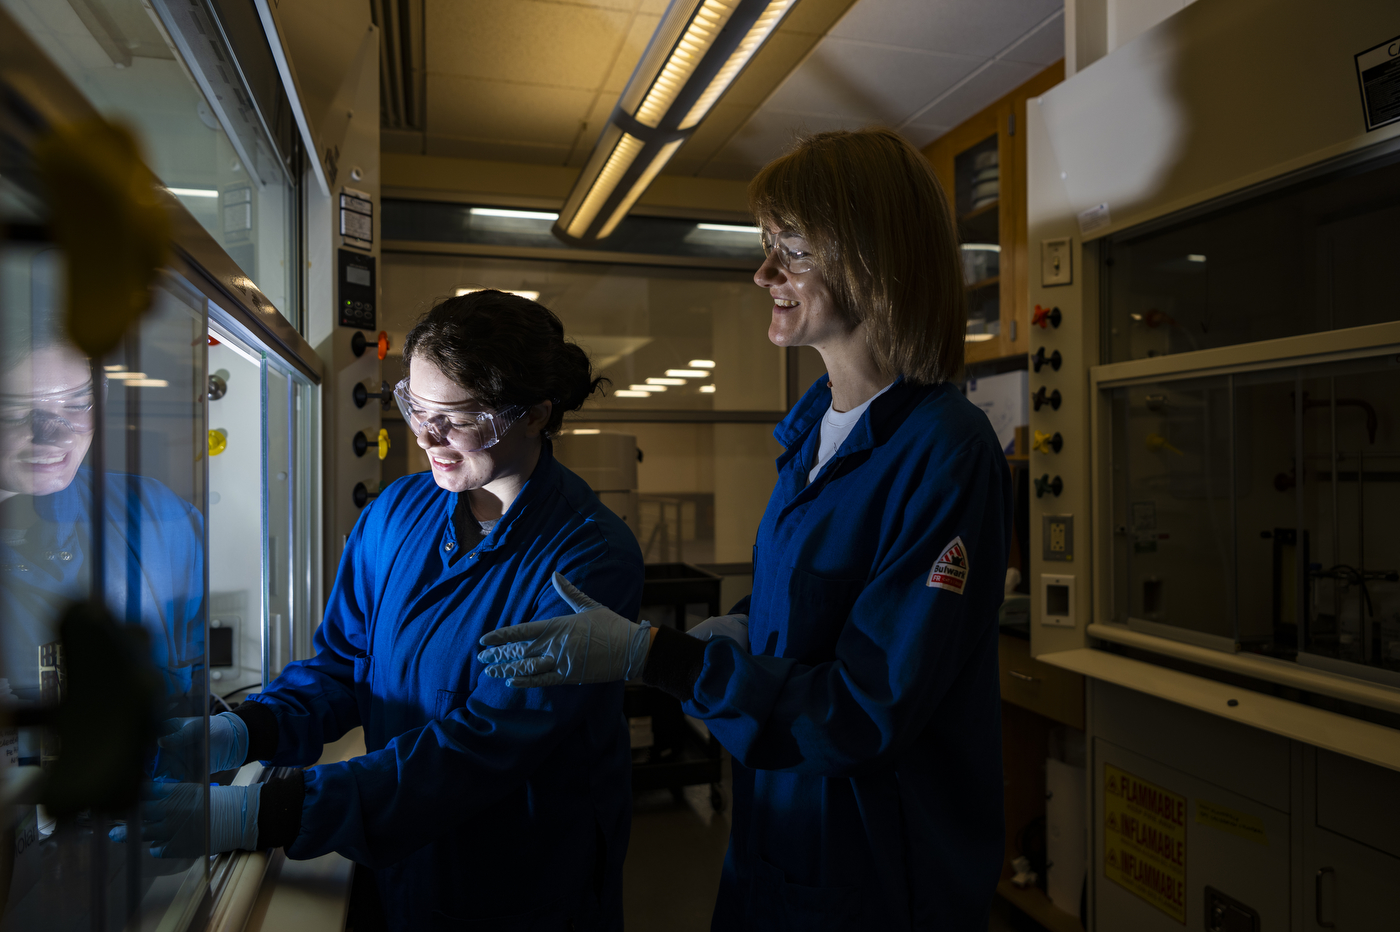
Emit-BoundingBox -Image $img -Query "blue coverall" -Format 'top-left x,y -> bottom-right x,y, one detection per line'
245,444 -> 642,930
688,378 -> 1011,930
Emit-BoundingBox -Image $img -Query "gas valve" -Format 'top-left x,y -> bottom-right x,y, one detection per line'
1034,474 -> 1064,498
1033,305 -> 1062,329
1032,386 -> 1062,411
1032,430 -> 1063,454
1032,347 -> 1062,372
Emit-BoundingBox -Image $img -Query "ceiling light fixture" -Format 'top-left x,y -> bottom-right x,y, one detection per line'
699,384 -> 716,393
688,359 -> 715,368
614,389 -> 652,398
470,207 -> 559,221
647,377 -> 686,385
695,224 -> 759,235
630,384 -> 667,392
167,187 -> 219,198
570,429 -> 601,435
454,288 -> 541,301
665,368 -> 709,378
553,0 -> 798,246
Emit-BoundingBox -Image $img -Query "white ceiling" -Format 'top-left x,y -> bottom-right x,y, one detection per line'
705,0 -> 1065,177
387,0 -> 1064,181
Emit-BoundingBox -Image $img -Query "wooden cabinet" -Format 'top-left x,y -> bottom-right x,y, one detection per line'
923,62 -> 1064,366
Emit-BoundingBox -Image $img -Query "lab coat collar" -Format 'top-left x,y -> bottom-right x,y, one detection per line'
444,438 -> 561,557
774,374 -> 927,456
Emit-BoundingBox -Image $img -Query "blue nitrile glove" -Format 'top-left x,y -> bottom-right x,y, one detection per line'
476,572 -> 652,687
687,614 -> 749,653
154,712 -> 249,781
109,782 -> 260,857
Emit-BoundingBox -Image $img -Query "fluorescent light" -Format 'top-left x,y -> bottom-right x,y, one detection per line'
630,384 -> 667,392
695,224 -> 759,235
107,371 -> 150,380
665,369 -> 708,378
614,390 -> 651,398
1187,254 -> 1207,262
124,379 -> 170,387
964,333 -> 995,343
960,243 -> 1001,253
554,0 -> 794,244
470,207 -> 558,221
168,187 -> 218,198
680,0 -> 796,128
455,288 -> 541,301
688,359 -> 715,368
635,1 -> 739,128
569,428 -> 601,435
699,384 -> 716,393
647,377 -> 686,385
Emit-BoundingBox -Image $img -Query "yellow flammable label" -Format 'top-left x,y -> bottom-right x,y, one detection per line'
1104,763 -> 1187,923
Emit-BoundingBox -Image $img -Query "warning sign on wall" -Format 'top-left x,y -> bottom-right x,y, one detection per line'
1104,764 -> 1187,923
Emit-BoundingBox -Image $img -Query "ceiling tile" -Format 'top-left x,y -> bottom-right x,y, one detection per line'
904,59 -> 1043,129
600,13 -> 661,93
781,0 -> 862,37
716,30 -> 828,110
424,135 -> 572,166
1000,11 -> 1065,66
426,0 -> 633,88
696,159 -> 764,181
764,40 -> 981,124
428,75 -> 597,147
713,110 -> 871,168
828,0 -> 1063,58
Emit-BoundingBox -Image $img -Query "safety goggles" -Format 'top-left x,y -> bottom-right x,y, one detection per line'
0,382 -> 100,435
392,379 -> 526,452
761,229 -> 818,274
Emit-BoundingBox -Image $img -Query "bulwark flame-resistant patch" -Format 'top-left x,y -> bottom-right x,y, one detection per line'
926,537 -> 969,593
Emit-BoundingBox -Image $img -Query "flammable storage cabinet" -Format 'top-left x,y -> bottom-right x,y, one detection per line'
0,4 -> 328,930
1024,0 -> 1400,928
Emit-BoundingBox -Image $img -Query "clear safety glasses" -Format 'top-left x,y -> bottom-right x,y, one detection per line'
0,382 -> 101,435
761,229 -> 819,274
392,379 -> 527,452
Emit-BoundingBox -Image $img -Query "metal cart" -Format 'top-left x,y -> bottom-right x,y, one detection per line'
627,562 -> 726,811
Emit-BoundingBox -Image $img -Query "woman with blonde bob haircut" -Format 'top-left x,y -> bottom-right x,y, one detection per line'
480,128 -> 1012,929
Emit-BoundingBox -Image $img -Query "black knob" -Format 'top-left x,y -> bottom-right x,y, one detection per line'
353,482 -> 379,508
351,330 -> 389,360
353,380 -> 390,409
353,430 -> 369,457
1048,431 -> 1063,454
1032,386 -> 1062,411
207,374 -> 227,400
1034,474 -> 1064,498
1032,348 -> 1062,373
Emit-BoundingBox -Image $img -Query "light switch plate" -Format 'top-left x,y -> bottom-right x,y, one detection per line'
1042,237 -> 1071,286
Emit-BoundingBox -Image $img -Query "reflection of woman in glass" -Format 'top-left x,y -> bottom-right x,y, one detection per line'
0,336 -> 204,712
479,130 -> 1013,928
158,293 -> 643,930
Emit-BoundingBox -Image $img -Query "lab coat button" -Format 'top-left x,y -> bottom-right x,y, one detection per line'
445,541 -> 455,551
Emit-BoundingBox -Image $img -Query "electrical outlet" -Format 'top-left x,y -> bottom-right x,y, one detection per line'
1041,237 -> 1071,286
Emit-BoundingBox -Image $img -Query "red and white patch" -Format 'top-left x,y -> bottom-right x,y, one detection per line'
926,536 -> 969,594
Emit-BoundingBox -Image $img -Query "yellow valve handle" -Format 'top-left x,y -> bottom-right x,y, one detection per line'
208,429 -> 228,457
1032,430 -> 1053,454
1145,432 -> 1182,455
377,428 -> 390,461
33,119 -> 170,359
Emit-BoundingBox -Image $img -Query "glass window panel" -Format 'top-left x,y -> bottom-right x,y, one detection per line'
207,334 -> 264,697
1110,376 -> 1234,641
266,367 -> 290,681
0,242 -> 210,929
381,255 -> 785,412
4,0 -> 299,324
1102,147 -> 1400,363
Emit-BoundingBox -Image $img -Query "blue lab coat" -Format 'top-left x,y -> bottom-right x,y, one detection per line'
689,378 -> 1011,930
0,469 -> 204,710
246,443 -> 642,931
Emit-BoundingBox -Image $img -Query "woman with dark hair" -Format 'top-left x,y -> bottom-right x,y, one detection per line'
480,129 -> 1012,929
152,291 -> 644,930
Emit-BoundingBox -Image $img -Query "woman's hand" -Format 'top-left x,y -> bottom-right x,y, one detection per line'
476,573 -> 652,686
109,782 -> 259,857
153,712 -> 249,781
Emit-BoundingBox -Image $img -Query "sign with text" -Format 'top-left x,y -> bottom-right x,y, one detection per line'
1104,763 -> 1187,923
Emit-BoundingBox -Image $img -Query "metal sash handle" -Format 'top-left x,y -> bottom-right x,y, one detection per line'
1009,670 -> 1040,684
1315,867 -> 1336,928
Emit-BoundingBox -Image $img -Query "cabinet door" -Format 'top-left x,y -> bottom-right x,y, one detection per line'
1305,827 -> 1400,930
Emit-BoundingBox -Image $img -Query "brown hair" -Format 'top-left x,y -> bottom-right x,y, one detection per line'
748,128 -> 965,383
402,290 -> 606,435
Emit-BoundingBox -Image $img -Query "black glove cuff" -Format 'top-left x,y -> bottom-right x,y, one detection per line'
641,625 -> 708,702
257,769 -> 306,851
231,700 -> 280,765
